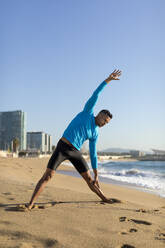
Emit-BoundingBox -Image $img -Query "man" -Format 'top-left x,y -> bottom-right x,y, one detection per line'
28,69 -> 122,209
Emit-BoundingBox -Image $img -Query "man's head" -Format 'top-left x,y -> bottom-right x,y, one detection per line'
95,109 -> 113,128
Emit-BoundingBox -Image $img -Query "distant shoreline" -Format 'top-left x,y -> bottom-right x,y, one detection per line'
1,153 -> 165,162
137,157 -> 165,161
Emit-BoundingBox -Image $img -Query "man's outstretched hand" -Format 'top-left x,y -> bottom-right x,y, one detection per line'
93,177 -> 100,188
105,69 -> 122,83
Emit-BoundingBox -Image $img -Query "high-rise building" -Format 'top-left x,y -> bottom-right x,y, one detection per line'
0,110 -> 26,151
48,135 -> 52,153
27,132 -> 52,153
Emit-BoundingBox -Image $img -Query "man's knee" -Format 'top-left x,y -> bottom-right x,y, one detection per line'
42,169 -> 55,182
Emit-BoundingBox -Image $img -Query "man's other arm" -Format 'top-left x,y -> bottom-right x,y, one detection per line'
89,138 -> 100,188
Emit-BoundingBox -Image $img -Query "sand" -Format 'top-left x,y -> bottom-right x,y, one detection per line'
0,157 -> 165,248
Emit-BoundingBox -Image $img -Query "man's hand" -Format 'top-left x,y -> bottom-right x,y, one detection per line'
105,69 -> 122,83
93,177 -> 100,188
93,169 -> 100,188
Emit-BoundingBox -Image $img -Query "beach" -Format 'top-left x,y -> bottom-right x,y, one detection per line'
0,157 -> 165,248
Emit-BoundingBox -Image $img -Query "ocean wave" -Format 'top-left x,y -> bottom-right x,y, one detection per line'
98,165 -> 165,177
100,171 -> 164,187
97,163 -> 165,197
114,168 -> 147,177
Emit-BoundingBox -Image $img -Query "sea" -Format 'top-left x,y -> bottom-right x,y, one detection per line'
97,160 -> 165,198
57,160 -> 165,198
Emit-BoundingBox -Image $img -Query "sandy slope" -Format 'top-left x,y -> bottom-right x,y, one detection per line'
0,157 -> 165,248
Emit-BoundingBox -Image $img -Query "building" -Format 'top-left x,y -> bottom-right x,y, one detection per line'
27,132 -> 52,153
48,135 -> 52,153
0,110 -> 26,151
152,149 -> 165,155
130,150 -> 144,157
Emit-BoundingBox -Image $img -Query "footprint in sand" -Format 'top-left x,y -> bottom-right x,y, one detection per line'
155,232 -> 165,241
0,220 -> 12,225
129,219 -> 152,225
119,216 -> 152,225
119,228 -> 138,235
135,209 -> 147,213
17,242 -> 34,248
129,228 -> 138,233
136,208 -> 160,214
116,244 -> 135,248
2,192 -> 12,196
118,229 -> 128,235
15,202 -> 57,212
0,229 -> 61,248
119,217 -> 127,222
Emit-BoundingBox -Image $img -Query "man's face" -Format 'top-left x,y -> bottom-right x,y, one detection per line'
96,113 -> 111,127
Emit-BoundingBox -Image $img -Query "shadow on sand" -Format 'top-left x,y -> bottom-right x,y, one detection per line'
0,200 -> 103,212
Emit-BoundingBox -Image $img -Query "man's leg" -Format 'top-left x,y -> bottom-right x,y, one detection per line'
68,149 -> 111,203
81,170 -> 109,202
28,168 -> 55,209
27,140 -> 66,209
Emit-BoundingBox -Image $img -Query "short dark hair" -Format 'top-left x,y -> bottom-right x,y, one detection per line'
100,109 -> 113,119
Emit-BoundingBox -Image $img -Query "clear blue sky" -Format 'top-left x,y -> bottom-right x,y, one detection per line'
1,0 -> 165,151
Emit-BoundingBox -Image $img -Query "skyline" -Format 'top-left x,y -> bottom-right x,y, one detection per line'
1,0 -> 165,151
1,108 -> 160,153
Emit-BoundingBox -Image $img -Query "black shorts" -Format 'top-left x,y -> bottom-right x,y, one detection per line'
47,139 -> 89,174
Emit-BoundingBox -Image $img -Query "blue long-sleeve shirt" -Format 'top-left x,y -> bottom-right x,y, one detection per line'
63,80 -> 107,169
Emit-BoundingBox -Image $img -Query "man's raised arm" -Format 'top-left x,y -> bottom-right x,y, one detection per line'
105,69 -> 122,83
83,69 -> 122,114
83,81 -> 107,114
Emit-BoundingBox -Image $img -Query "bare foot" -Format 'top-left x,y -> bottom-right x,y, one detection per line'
26,203 -> 34,210
103,198 -> 122,204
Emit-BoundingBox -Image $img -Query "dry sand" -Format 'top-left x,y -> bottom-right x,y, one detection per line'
0,157 -> 165,248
